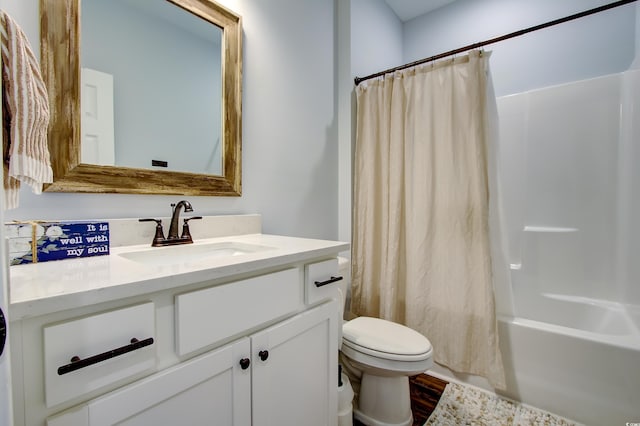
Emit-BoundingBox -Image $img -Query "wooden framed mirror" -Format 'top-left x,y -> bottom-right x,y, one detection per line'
40,0 -> 242,195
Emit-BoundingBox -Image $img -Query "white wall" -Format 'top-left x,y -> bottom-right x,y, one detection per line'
344,0 -> 402,248
633,1 -> 640,68
404,0 -> 636,97
337,0 -> 352,246
350,0 -> 403,79
1,0 -> 339,240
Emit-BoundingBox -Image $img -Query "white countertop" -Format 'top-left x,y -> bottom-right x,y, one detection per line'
9,233 -> 349,320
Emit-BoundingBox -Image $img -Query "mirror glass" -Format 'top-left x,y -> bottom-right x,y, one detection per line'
40,0 -> 242,196
81,0 -> 223,175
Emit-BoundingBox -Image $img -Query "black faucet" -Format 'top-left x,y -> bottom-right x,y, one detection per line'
139,200 -> 202,247
168,200 -> 193,240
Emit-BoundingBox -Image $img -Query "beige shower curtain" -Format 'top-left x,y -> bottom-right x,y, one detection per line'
351,51 -> 507,389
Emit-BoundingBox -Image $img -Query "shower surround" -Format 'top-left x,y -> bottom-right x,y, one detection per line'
497,69 -> 640,425
433,69 -> 640,425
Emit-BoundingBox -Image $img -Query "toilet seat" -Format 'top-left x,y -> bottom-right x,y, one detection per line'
341,317 -> 434,426
342,317 -> 432,362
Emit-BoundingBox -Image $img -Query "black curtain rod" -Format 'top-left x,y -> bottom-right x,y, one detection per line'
354,0 -> 637,86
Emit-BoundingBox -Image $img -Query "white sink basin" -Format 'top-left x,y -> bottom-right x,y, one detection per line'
118,241 -> 274,265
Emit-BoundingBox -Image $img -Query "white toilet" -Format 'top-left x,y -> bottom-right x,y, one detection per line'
336,258 -> 433,426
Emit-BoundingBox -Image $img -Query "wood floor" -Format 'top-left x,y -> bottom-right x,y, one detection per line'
353,374 -> 449,426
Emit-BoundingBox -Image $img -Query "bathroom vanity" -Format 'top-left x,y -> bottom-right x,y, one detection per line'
8,215 -> 349,426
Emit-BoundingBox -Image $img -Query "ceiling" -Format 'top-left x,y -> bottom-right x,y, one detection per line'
384,0 -> 456,22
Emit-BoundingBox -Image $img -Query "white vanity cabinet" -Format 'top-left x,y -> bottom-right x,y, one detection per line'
251,299 -> 338,426
9,237 -> 347,426
47,300 -> 338,426
47,338 -> 252,426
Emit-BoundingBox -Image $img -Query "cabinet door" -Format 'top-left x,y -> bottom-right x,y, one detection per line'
49,338 -> 251,426
251,300 -> 339,426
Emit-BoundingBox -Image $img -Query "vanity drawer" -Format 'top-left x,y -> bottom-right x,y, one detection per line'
305,258 -> 341,305
175,268 -> 302,356
43,302 -> 156,408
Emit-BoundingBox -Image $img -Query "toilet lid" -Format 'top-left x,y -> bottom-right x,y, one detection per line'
342,317 -> 432,356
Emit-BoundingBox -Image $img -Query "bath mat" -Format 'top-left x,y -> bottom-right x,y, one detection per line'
424,382 -> 581,426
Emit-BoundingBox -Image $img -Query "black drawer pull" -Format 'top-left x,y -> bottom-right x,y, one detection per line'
314,276 -> 343,288
57,337 -> 154,376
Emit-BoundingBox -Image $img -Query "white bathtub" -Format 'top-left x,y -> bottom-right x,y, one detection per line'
497,294 -> 640,425
483,70 -> 640,425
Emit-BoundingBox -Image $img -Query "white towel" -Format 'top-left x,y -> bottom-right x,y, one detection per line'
1,10 -> 53,210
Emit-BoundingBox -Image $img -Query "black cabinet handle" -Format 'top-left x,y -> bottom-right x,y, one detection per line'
314,276 -> 343,288
239,358 -> 251,370
0,307 -> 6,357
57,337 -> 154,375
258,350 -> 269,361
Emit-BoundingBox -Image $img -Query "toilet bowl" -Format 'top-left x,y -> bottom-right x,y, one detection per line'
336,259 -> 433,426
342,317 -> 433,426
